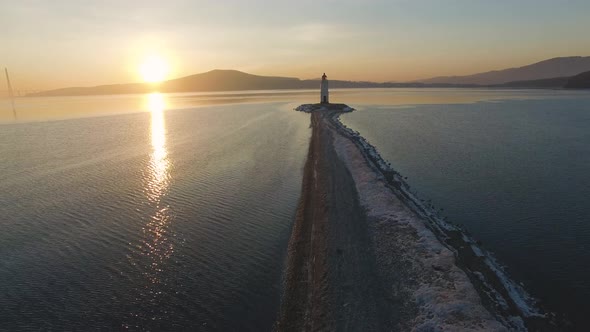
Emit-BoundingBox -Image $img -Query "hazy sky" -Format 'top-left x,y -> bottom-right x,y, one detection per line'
3,0 -> 590,89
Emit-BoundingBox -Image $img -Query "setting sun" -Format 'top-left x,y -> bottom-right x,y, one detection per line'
139,55 -> 169,83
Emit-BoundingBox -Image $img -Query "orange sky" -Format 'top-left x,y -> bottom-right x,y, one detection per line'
3,1 -> 590,90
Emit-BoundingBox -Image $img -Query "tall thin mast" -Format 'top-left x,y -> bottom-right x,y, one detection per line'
5,67 -> 17,120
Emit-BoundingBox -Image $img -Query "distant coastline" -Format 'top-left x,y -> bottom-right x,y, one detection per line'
26,56 -> 590,97
24,75 -> 589,98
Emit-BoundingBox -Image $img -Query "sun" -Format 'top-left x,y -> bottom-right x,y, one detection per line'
139,55 -> 169,83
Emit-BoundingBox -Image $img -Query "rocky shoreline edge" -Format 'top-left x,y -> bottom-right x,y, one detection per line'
275,103 -> 556,331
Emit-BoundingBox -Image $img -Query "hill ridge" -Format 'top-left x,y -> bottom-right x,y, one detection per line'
28,56 -> 590,97
417,56 -> 590,85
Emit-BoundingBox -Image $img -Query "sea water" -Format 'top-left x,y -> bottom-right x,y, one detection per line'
341,89 -> 590,329
0,93 -> 310,330
2,88 -> 589,329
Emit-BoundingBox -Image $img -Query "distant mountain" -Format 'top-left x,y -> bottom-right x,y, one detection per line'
418,56 -> 590,85
493,77 -> 571,88
28,57 -> 590,97
564,71 -> 590,89
30,83 -> 148,97
488,70 -> 590,89
29,69 -> 452,97
163,70 -> 303,91
30,70 -> 306,97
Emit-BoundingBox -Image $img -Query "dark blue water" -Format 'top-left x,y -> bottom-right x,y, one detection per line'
341,91 -> 590,329
0,96 -> 309,330
3,88 -> 589,330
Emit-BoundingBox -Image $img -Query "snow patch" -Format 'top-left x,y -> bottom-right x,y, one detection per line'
328,112 -> 545,330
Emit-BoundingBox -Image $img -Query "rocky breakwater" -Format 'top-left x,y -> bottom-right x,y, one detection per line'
275,103 -> 554,331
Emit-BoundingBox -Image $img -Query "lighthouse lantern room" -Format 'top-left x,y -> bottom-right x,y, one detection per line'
320,73 -> 329,104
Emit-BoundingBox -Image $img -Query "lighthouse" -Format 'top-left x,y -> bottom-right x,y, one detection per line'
320,73 -> 329,104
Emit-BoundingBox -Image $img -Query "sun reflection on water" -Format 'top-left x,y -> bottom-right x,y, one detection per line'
127,93 -> 176,325
147,93 -> 170,202
145,92 -> 173,266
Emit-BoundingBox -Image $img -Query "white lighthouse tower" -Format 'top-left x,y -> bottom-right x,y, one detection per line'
320,73 -> 329,104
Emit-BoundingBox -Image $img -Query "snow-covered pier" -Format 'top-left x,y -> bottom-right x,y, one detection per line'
277,103 -> 553,331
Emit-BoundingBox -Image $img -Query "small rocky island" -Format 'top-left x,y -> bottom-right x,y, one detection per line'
295,103 -> 355,113
275,74 -> 555,331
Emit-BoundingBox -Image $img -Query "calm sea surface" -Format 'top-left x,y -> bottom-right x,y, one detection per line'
0,93 -> 311,330
1,89 -> 589,330
341,89 -> 590,329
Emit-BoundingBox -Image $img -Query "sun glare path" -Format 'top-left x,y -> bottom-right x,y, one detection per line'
125,92 -> 174,322
146,93 -> 169,196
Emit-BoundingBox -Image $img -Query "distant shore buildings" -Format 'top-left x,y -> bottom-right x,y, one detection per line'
320,73 -> 329,104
